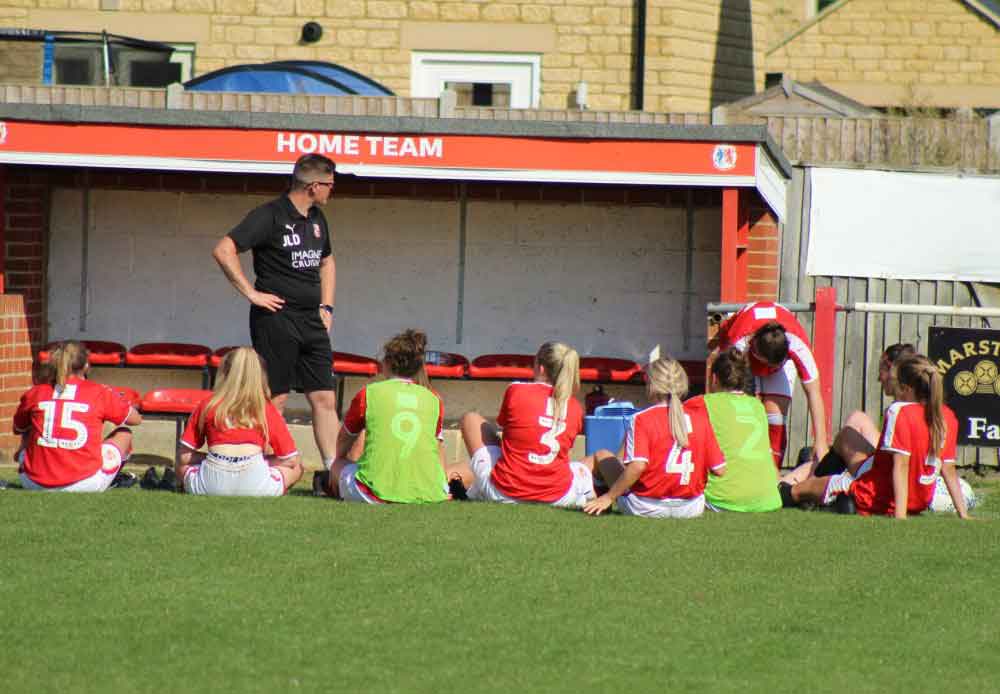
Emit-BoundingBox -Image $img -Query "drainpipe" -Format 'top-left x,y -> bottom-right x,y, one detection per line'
634,0 -> 646,111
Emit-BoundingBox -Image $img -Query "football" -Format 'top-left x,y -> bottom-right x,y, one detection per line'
929,476 -> 977,513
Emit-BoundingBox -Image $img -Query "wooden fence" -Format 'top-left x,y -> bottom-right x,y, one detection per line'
760,114 -> 999,173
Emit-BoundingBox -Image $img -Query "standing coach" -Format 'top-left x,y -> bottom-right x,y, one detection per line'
212,153 -> 339,471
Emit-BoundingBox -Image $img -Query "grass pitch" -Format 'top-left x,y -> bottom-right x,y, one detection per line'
0,471 -> 997,694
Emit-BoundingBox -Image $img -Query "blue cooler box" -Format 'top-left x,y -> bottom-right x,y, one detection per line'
584,402 -> 637,455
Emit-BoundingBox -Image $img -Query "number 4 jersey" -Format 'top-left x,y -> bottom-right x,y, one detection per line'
491,382 -> 584,503
13,376 -> 133,488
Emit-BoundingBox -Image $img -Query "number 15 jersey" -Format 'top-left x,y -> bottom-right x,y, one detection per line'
13,376 -> 133,488
492,382 -> 584,503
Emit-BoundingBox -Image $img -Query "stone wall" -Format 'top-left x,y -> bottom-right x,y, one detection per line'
766,0 -> 1000,109
0,0 -> 770,113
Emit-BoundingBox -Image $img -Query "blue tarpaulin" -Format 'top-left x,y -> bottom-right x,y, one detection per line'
183,61 -> 394,96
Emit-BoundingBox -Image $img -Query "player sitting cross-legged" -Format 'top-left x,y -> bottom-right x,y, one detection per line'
446,341 -> 596,508
582,357 -> 726,519
710,300 -> 828,470
313,329 -> 449,504
177,347 -> 303,496
14,341 -> 141,492
785,354 -> 969,518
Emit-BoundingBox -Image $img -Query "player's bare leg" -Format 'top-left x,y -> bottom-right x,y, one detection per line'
444,411 -> 498,488
763,394 -> 790,471
781,410 -> 879,485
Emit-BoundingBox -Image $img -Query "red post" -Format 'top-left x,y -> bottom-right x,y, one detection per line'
721,187 -> 749,302
812,286 -> 837,441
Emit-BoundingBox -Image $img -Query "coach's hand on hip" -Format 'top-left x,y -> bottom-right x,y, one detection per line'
250,289 -> 285,313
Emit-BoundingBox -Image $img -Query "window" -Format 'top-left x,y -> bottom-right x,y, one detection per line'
47,39 -> 192,87
411,51 -> 540,108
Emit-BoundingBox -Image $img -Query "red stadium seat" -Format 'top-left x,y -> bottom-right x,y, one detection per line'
468,354 -> 535,380
333,351 -> 380,376
139,388 -> 211,415
579,357 -> 642,383
209,346 -> 238,368
37,340 -> 126,366
425,351 -> 469,379
125,342 -> 212,368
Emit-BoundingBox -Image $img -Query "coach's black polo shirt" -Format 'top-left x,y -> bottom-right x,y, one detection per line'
228,195 -> 331,309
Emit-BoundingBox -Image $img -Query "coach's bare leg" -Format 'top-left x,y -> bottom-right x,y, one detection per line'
306,389 -> 340,466
445,411 -> 499,489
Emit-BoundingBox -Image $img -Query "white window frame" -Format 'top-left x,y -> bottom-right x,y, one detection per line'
410,51 -> 541,108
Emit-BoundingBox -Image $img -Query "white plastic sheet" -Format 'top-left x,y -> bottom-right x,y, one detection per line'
806,167 -> 1000,282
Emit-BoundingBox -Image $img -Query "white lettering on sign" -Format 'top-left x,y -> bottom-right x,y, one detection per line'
276,133 -> 443,159
968,417 -> 1000,440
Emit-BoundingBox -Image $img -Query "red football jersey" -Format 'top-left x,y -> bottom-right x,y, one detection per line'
491,382 -> 584,503
181,397 -> 298,459
624,401 -> 725,499
716,301 -> 819,381
13,376 -> 133,488
851,401 -> 958,516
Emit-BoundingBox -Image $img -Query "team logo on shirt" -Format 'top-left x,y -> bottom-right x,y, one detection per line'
313,223 -> 321,238
712,144 -> 737,171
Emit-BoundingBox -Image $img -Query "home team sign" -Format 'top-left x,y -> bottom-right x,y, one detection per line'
0,119 -> 757,177
929,326 -> 1000,446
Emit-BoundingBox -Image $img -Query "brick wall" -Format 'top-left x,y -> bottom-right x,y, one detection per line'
766,0 -> 1000,108
746,191 -> 780,301
3,168 -> 48,349
0,294 -> 33,458
0,0 -> 768,114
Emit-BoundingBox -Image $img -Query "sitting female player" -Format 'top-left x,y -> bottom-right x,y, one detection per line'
314,329 -> 448,504
710,301 -> 827,469
689,348 -> 781,513
582,357 -> 725,519
14,340 -> 141,492
780,342 -> 916,485
446,341 -> 595,508
787,354 -> 969,518
177,347 -> 303,496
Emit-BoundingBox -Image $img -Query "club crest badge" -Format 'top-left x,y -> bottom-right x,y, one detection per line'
313,223 -> 321,238
712,144 -> 737,171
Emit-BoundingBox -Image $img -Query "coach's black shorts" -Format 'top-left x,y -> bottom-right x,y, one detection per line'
249,306 -> 334,395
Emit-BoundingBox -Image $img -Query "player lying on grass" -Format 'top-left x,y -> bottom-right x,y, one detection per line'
583,357 -> 725,519
313,329 -> 449,504
177,347 -> 303,496
710,301 -> 827,469
14,340 -> 141,492
692,348 -> 782,513
781,342 -> 916,486
784,354 -> 969,518
446,341 -> 596,508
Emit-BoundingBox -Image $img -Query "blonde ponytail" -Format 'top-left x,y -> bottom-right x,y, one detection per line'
536,341 -> 580,432
647,358 -> 690,447
49,341 -> 89,390
203,347 -> 270,441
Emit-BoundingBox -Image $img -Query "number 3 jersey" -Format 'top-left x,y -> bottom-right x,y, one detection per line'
13,376 -> 133,488
851,401 -> 958,516
491,382 -> 584,503
343,378 -> 447,503
624,402 -> 725,500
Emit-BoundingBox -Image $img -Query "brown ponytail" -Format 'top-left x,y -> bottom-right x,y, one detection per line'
536,341 -> 580,432
646,358 -> 690,447
382,329 -> 429,382
49,341 -> 89,390
895,355 -> 946,455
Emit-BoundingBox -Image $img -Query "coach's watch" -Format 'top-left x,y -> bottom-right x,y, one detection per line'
320,304 -> 334,315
